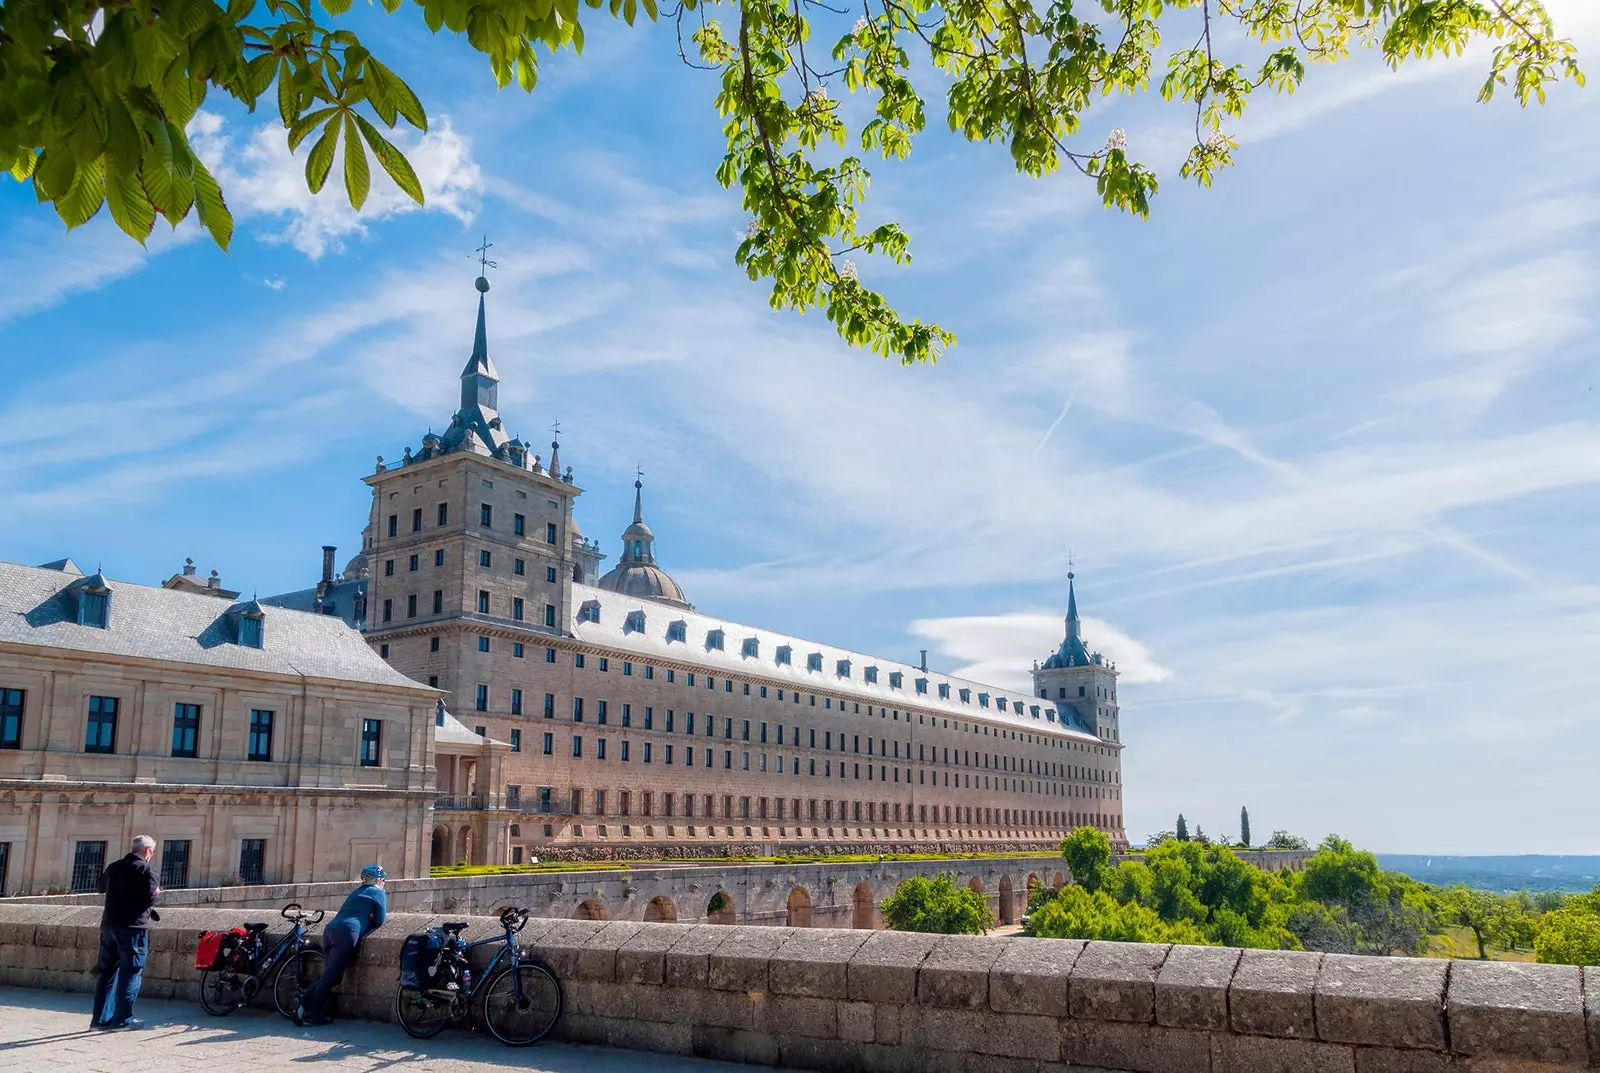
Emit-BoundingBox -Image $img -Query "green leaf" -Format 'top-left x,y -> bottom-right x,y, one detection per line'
191,154 -> 235,249
104,96 -> 144,175
343,113 -> 371,209
354,113 -> 424,204
305,116 -> 340,193
105,164 -> 157,243
289,106 -> 340,151
321,0 -> 354,15
55,157 -> 106,229
369,59 -> 427,130
8,151 -> 39,181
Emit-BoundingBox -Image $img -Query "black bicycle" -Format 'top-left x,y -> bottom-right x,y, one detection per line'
199,902 -> 326,1018
394,907 -> 563,1046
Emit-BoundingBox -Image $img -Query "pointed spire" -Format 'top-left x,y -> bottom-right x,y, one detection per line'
549,419 -> 561,481
633,465 -> 644,524
1066,570 -> 1080,642
459,275 -> 499,413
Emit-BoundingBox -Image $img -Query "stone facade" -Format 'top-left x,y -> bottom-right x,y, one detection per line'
341,278 -> 1127,864
0,560 -> 441,895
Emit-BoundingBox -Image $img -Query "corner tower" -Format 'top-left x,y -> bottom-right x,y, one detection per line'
1031,572 -> 1121,743
363,272 -> 583,695
594,477 -> 691,609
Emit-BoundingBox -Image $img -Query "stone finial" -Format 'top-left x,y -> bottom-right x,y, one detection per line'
182,557 -> 196,576
375,454 -> 386,473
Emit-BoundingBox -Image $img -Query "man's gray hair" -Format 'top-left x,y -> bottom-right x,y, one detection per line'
131,835 -> 156,853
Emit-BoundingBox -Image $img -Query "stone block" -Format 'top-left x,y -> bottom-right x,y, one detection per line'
604,1014 -> 694,1055
1315,954 -> 1448,1050
1448,961 -> 1587,1065
1583,966 -> 1599,1070
752,994 -> 839,1039
1062,1018 -> 1211,1073
1213,1033 -> 1358,1073
664,924 -> 736,989
1156,944 -> 1240,1031
1354,1047 -> 1455,1073
990,937 -> 1083,1018
854,1043 -> 966,1073
692,1024 -> 782,1065
653,983 -> 755,1030
1232,949 -> 1323,1039
875,1002 -> 905,1045
917,934 -> 1010,1009
777,1035 -> 870,1073
769,927 -> 873,998
571,980 -> 640,1020
847,929 -> 941,1003
615,923 -> 689,986
1069,940 -> 1171,1024
707,925 -> 794,992
840,1000 -> 875,1042
554,1012 -> 609,1046
527,917 -> 609,979
912,1006 -> 1061,1061
576,919 -> 645,982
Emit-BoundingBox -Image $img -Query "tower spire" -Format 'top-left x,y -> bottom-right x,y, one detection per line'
633,465 -> 644,524
460,244 -> 499,413
1066,570 -> 1080,642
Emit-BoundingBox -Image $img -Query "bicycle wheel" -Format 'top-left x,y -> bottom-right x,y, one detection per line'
273,948 -> 324,1018
198,969 -> 250,1016
482,962 -> 563,1046
394,985 -> 454,1039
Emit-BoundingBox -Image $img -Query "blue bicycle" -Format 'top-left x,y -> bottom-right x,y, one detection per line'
394,907 -> 562,1046
198,902 -> 325,1018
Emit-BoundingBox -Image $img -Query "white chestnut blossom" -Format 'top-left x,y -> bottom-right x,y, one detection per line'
1105,128 -> 1127,151
839,259 -> 859,281
853,17 -> 869,38
810,84 -> 828,103
746,218 -> 759,238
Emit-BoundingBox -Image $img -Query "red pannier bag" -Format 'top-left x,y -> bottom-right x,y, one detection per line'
195,927 -> 248,970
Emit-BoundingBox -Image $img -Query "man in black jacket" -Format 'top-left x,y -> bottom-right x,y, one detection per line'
92,835 -> 159,1030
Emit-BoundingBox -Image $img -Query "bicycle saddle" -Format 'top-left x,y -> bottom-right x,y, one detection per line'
242,922 -> 270,931
440,921 -> 469,932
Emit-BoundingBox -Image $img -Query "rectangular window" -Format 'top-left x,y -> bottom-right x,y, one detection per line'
85,695 -> 117,753
239,839 -> 266,885
438,503 -> 449,526
384,559 -> 395,576
407,594 -> 418,618
545,522 -> 557,544
645,666 -> 654,680
511,689 -> 523,716
0,688 -> 23,749
510,729 -> 522,752
360,719 -> 382,766
597,738 -> 607,760
507,785 -> 521,808
597,700 -> 608,725
159,840 -> 191,889
543,732 -> 554,755
573,698 -> 585,722
248,709 -> 274,761
514,558 -> 525,576
513,642 -> 524,658
479,636 -> 490,652
623,662 -> 633,677
644,742 -> 653,764
598,658 -> 609,672
546,566 -> 557,583
514,513 -> 526,536
412,507 -> 423,532
433,590 -> 443,614
382,599 -> 393,623
479,549 -> 492,567
435,548 -> 446,566
513,597 -> 525,621
481,503 -> 493,527
546,648 -> 557,663
477,590 -> 490,614
622,703 -> 632,727
575,653 -> 586,668
544,605 -> 556,627
476,684 -> 489,712
572,735 -> 583,757
544,694 -> 555,718
387,514 -> 398,538
409,554 -> 419,572
71,841 -> 107,893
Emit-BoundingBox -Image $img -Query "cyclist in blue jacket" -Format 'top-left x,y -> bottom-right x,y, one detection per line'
295,864 -> 387,1026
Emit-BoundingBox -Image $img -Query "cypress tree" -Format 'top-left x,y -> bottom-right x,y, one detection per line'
1175,814 -> 1189,841
1240,807 -> 1251,848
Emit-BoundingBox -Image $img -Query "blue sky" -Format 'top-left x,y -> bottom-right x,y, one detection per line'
2,2 -> 1597,854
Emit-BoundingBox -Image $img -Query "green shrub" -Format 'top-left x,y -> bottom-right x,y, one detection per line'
880,874 -> 994,935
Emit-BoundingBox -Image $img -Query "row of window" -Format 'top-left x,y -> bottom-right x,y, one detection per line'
385,502 -> 557,543
0,689 -> 382,765
65,837 -> 268,893
382,547 -> 564,587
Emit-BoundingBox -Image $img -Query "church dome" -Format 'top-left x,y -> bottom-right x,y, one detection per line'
593,477 -> 691,609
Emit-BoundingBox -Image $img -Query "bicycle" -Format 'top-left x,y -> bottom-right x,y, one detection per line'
394,907 -> 563,1046
198,902 -> 326,1019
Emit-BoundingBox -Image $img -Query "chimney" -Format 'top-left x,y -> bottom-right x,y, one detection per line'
321,546 -> 336,585
207,569 -> 220,590
919,649 -> 928,672
182,557 -> 196,577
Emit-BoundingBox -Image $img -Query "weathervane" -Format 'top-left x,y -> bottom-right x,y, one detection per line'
1067,549 -> 1075,580
474,235 -> 497,293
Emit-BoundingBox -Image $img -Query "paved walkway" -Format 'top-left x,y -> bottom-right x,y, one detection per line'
0,987 -> 743,1073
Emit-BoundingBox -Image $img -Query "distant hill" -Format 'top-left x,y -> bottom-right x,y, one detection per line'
1378,854 -> 1600,894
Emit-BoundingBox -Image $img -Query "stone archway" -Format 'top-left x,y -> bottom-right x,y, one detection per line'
707,889 -> 736,924
998,875 -> 1015,926
644,895 -> 677,922
968,877 -> 984,896
1053,872 -> 1066,891
430,826 -> 450,867
786,887 -> 813,928
574,898 -> 608,920
456,826 -> 474,866
852,881 -> 875,929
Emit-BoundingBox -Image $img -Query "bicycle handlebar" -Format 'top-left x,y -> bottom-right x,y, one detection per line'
281,902 -> 326,924
500,907 -> 530,933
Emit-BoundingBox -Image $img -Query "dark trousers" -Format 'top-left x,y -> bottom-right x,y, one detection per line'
299,927 -> 358,1019
92,926 -> 148,1026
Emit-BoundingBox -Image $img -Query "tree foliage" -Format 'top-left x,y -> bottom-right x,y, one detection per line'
1535,887 -> 1600,965
1239,807 -> 1251,849
880,873 -> 994,934
1175,814 -> 1189,842
1,0 -> 1584,361
1265,830 -> 1310,851
1060,824 -> 1111,893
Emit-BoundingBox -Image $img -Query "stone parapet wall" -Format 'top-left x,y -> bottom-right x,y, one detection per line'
0,904 -> 1594,1073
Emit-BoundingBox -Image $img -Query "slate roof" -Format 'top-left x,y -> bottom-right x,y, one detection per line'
262,577 -> 367,629
0,560 -> 434,693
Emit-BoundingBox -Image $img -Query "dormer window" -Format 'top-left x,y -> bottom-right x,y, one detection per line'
979,692 -> 990,708
238,614 -> 263,648
75,574 -> 111,628
864,666 -> 878,684
667,620 -> 687,643
835,659 -> 851,678
706,629 -> 725,651
775,645 -> 792,666
938,683 -> 950,700
578,600 -> 601,624
996,697 -> 1008,712
742,637 -> 759,658
959,688 -> 971,703
888,671 -> 903,689
915,677 -> 928,695
625,610 -> 646,634
806,652 -> 823,672
1031,705 -> 1042,718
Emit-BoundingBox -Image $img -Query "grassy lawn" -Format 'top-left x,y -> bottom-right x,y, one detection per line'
1425,924 -> 1536,962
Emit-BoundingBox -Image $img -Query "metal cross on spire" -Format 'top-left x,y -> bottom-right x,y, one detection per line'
1067,550 -> 1075,580
475,235 -> 498,276
550,418 -> 562,442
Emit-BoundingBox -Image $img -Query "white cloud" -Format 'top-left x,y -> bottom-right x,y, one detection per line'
189,110 -> 483,258
909,610 -> 1173,690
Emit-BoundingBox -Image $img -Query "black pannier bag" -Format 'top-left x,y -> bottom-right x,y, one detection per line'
399,928 -> 451,989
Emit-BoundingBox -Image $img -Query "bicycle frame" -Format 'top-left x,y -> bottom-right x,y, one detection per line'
452,923 -> 529,1005
250,919 -> 309,979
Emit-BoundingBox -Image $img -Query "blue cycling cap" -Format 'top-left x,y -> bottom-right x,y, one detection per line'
361,864 -> 387,881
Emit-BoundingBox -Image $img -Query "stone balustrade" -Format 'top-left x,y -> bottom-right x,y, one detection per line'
1,904 -> 1593,1072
